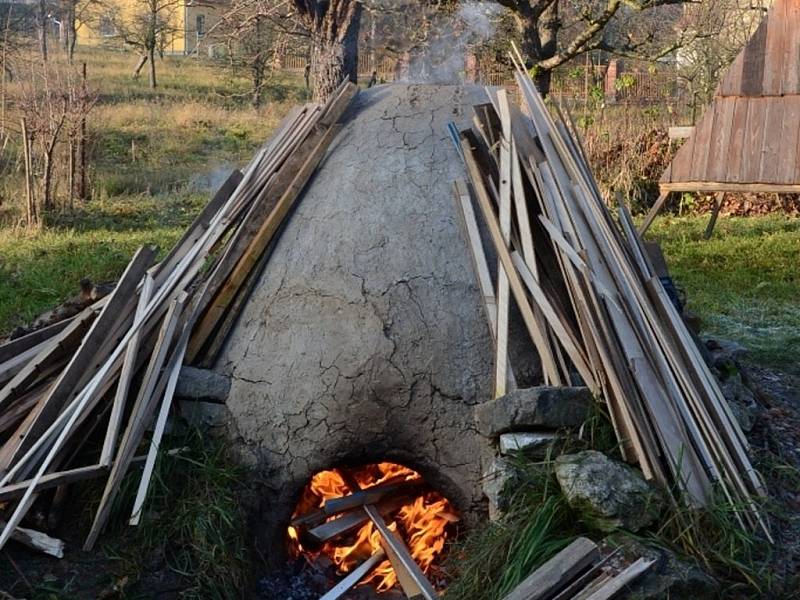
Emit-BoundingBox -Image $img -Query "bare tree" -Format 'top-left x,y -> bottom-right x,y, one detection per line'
677,0 -> 768,115
493,0 -> 696,95
101,0 -> 183,88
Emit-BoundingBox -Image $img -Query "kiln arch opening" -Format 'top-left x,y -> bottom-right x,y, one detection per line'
287,461 -> 461,596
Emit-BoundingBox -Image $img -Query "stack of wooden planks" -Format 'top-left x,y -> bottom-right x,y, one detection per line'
501,538 -> 655,600
454,46 -> 770,537
0,81 -> 358,554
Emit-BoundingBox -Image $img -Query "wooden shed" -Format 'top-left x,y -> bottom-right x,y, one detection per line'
642,0 -> 800,234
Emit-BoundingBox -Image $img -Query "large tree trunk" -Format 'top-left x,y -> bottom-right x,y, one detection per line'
309,0 -> 361,102
519,3 -> 559,97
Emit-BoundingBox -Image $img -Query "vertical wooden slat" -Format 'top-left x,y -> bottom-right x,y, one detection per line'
719,52 -> 745,97
742,16 -> 770,96
688,104 -> 716,182
759,96 -> 786,183
783,0 -> 800,95
726,97 -> 750,184
742,98 -> 768,183
778,96 -> 800,184
763,2 -> 787,95
706,98 -> 735,183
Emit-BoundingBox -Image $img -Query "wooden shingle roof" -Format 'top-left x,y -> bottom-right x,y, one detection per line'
661,0 -> 800,192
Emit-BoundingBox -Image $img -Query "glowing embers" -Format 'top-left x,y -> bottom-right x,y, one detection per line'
288,462 -> 459,594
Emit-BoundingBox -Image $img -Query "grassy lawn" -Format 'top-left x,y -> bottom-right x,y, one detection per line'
648,214 -> 800,373
0,47 -> 306,333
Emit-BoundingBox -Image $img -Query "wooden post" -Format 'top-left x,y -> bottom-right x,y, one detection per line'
21,117 -> 36,227
704,192 -> 725,239
638,191 -> 670,236
78,62 -> 87,202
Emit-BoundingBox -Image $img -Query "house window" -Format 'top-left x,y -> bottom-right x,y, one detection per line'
196,14 -> 205,37
99,15 -> 116,37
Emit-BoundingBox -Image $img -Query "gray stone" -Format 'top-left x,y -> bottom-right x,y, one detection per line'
603,533 -> 719,600
483,456 -> 517,521
178,400 -> 231,435
555,451 -> 664,533
475,387 -> 594,437
176,366 -> 231,403
719,371 -> 760,433
499,432 -> 559,457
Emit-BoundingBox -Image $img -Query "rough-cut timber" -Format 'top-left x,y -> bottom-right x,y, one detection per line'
661,0 -> 800,192
216,85 -> 504,560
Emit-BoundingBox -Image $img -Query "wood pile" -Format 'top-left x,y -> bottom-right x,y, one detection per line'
501,538 -> 654,600
0,81 -> 358,554
454,47 -> 770,538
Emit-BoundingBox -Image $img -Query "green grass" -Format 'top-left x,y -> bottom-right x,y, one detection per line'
647,214 -> 800,373
0,46 -> 304,335
0,193 -> 203,332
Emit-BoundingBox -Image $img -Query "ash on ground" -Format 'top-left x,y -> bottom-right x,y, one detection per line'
256,557 -> 405,599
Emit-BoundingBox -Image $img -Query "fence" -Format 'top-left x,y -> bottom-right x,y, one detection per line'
276,51 -> 686,105
278,52 -> 398,80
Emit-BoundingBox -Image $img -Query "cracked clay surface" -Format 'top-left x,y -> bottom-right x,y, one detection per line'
216,85 -> 496,556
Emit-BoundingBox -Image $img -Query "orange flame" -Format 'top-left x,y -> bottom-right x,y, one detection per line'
288,463 -> 456,592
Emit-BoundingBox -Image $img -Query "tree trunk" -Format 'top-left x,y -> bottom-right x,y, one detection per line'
133,54 -> 148,78
66,3 -> 76,64
148,45 -> 157,88
309,1 -> 361,102
519,3 -> 559,97
38,0 -> 48,62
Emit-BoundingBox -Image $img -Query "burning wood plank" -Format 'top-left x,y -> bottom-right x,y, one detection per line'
319,548 -> 387,600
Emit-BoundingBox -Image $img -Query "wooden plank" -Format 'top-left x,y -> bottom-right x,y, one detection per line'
306,494 -> 411,544
0,317 -> 75,365
2,519 -> 64,558
583,558 -> 655,600
662,133 -> 695,185
777,96 -> 800,184
719,51 -> 745,97
129,316 -> 191,525
660,181 -> 800,193
187,85 -> 357,362
668,126 -> 695,140
0,307 -> 97,414
0,340 -> 52,388
192,121 -> 348,358
706,98 -> 735,184
638,192 -> 670,236
741,16 -> 770,96
704,193 -> 725,239
363,503 -> 438,600
462,137 -> 596,392
725,97 -> 750,184
688,102 -> 716,182
494,89 -> 513,398
83,293 -> 187,550
0,464 -> 106,502
153,169 -> 244,285
380,528 -> 426,600
762,2 -> 787,96
319,549 -> 387,600
502,537 -> 599,600
100,273 -> 155,466
759,95 -> 786,184
741,98 -> 769,183
783,0 -> 800,95
9,246 -> 157,466
453,181 -> 498,334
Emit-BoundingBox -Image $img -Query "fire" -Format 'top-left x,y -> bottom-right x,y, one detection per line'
288,462 -> 456,592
